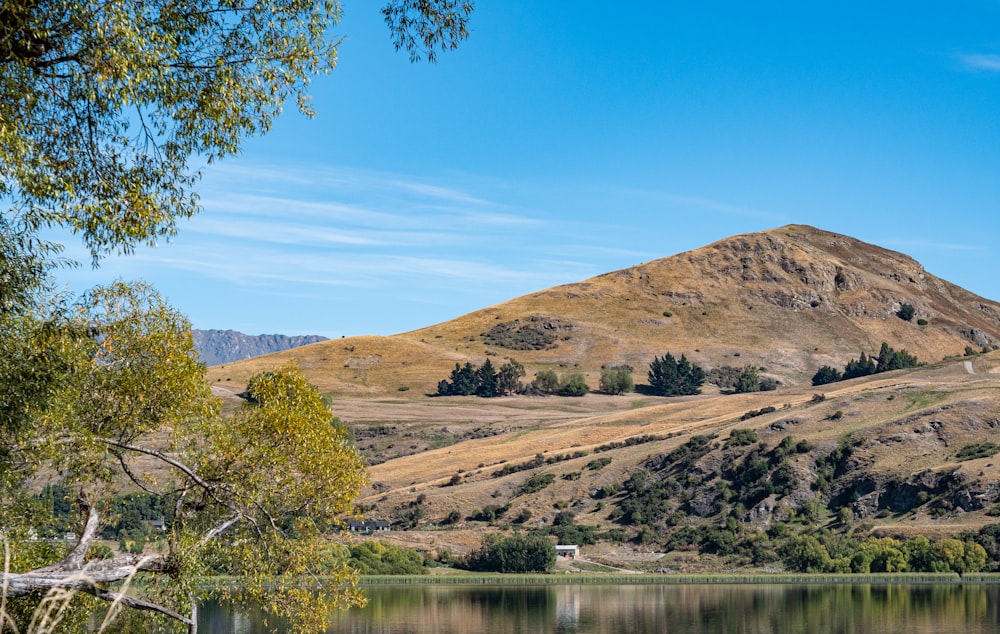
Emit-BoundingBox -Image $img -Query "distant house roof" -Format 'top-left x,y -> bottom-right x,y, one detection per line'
346,520 -> 390,532
555,545 -> 580,558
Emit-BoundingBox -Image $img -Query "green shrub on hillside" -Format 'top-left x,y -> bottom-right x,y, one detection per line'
558,372 -> 590,396
586,457 -> 613,470
648,353 -> 705,396
599,366 -> 634,395
707,366 -> 742,390
956,442 -> 1000,461
734,365 -> 761,393
515,473 -> 556,496
349,541 -> 427,575
530,369 -> 560,394
465,533 -> 555,573
725,429 -> 758,448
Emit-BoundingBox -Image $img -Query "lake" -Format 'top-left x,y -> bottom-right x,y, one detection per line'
198,582 -> 1000,633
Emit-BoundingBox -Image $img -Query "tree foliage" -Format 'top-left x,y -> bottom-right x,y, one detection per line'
843,352 -> 877,380
465,533 -> 555,573
0,0 -> 473,260
1,283 -> 368,631
382,0 -> 474,63
1,1 -> 474,629
821,343 -> 919,384
599,366 -> 634,395
874,342 -> 919,372
348,541 -> 427,575
811,365 -> 842,386
497,357 -> 526,395
734,365 -> 761,394
436,358 -> 523,397
647,353 -> 705,396
529,369 -> 560,394
557,372 -> 590,397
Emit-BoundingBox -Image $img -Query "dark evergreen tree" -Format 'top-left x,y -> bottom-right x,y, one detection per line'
876,342 -> 919,372
886,348 -> 918,370
875,343 -> 894,373
648,353 -> 705,396
476,359 -> 499,397
648,353 -> 679,395
437,362 -> 480,396
811,365 -> 842,386
843,352 -> 877,380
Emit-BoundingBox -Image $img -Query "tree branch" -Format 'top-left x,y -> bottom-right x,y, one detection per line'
2,564 -> 191,627
63,493 -> 99,570
2,553 -> 168,595
197,514 -> 242,549
95,437 -> 236,511
87,582 -> 193,626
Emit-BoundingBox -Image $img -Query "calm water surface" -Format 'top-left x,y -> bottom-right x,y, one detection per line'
199,583 -> 1000,634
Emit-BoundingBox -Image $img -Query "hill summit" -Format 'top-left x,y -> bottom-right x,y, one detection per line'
208,225 -> 1000,396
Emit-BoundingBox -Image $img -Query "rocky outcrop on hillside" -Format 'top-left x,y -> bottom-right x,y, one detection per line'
192,329 -> 327,366
602,394 -> 1000,534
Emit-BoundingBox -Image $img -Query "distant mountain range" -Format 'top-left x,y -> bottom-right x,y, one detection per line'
191,329 -> 328,366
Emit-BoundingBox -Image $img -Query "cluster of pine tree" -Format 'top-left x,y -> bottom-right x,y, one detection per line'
812,342 -> 920,386
647,353 -> 706,396
436,358 -> 525,397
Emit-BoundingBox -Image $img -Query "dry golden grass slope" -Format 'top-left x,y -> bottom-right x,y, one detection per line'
203,225 -> 1000,558
208,224 -> 1000,396
358,353 -> 1000,556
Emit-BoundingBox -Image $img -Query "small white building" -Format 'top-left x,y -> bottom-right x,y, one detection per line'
555,544 -> 580,559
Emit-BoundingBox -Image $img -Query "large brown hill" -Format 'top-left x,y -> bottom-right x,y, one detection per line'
208,224 -> 1000,395
205,225 -> 1000,568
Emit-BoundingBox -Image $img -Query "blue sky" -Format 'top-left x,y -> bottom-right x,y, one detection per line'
59,2 -> 1000,337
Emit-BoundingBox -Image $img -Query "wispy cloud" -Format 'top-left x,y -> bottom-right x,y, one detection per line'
206,162 -> 506,212
141,244 -> 558,289
195,164 -> 542,246
957,53 -> 1000,72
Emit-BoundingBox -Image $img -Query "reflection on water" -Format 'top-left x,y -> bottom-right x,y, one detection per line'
199,583 -> 1000,634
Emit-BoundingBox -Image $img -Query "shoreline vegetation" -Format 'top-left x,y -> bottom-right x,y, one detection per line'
206,572 -> 1000,589
355,572 -> 1000,585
